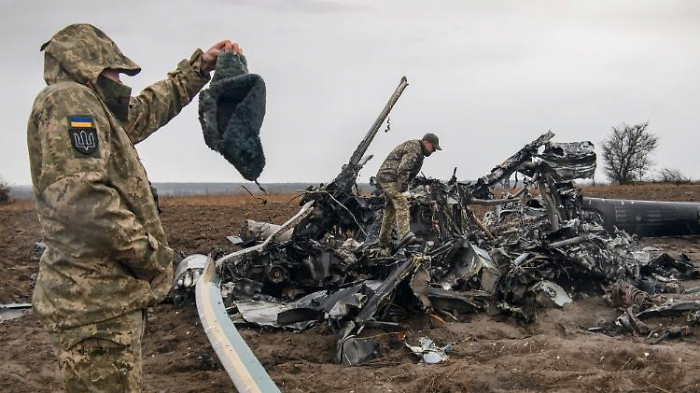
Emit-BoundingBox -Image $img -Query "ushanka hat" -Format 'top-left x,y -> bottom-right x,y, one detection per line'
199,51 -> 266,181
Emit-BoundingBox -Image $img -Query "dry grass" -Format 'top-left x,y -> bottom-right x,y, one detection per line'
160,193 -> 303,207
0,199 -> 34,211
581,182 -> 700,202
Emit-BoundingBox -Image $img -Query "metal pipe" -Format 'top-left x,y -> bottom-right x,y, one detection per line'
548,236 -> 586,248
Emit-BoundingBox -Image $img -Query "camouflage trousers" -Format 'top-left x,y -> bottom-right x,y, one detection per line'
378,182 -> 411,248
48,310 -> 145,393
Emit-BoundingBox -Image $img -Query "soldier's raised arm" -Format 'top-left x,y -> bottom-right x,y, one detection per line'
125,40 -> 242,144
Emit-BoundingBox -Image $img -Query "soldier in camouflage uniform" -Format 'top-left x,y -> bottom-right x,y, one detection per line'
375,133 -> 441,252
27,24 -> 241,392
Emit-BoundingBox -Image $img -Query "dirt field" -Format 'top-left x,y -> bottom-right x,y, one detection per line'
1,184 -> 699,393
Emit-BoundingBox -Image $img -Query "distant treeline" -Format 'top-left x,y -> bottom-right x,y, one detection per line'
10,178 -> 605,200
9,182 -> 376,200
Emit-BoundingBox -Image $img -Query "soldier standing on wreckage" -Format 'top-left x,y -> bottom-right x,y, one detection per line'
375,133 -> 441,254
27,24 -> 241,392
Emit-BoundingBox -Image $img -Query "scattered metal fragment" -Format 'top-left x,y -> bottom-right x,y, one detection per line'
605,281 -> 661,309
336,336 -> 379,365
530,281 -> 573,308
636,301 -> 700,320
405,337 -> 455,364
172,254 -> 208,304
0,303 -> 32,322
651,326 -> 692,345
226,235 -> 244,246
31,241 -> 46,261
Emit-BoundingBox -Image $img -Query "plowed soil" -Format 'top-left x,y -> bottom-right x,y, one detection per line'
1,184 -> 699,393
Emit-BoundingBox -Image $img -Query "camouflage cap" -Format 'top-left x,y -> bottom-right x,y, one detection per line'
422,133 -> 442,150
41,24 -> 141,86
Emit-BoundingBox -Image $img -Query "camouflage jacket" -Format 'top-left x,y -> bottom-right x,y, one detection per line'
27,24 -> 210,331
375,140 -> 426,191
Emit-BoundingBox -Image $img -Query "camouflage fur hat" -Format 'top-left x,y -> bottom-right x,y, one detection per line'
199,51 -> 266,181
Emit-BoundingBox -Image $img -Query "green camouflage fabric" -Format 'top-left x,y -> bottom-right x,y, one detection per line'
50,310 -> 144,393
28,24 -> 210,333
378,183 -> 411,248
375,139 -> 426,191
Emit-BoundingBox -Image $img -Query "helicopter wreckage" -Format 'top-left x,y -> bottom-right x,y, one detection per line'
172,77 -> 700,391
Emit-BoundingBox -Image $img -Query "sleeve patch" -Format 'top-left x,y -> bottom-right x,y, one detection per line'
67,115 -> 100,158
69,116 -> 94,128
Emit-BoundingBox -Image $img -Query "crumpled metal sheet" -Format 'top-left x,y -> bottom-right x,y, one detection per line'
530,280 -> 573,308
406,337 -> 455,364
234,300 -> 294,328
336,336 -> 379,365
0,303 -> 32,322
538,141 -> 596,181
636,301 -> 700,320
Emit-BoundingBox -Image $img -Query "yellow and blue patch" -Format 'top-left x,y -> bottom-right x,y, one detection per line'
69,116 -> 94,128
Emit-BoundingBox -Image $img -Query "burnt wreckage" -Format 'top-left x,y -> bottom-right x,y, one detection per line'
179,77 -> 700,378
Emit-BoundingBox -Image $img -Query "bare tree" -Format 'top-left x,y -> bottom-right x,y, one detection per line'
0,176 -> 11,204
601,122 -> 659,184
658,168 -> 691,184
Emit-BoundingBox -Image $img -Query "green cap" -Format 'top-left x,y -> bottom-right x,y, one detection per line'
422,133 -> 442,150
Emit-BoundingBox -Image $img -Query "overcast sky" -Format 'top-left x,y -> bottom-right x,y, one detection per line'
2,0 -> 699,185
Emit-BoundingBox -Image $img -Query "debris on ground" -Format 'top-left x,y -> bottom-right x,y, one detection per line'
0,303 -> 32,322
175,83 -> 700,367
405,336 -> 455,364
171,127 -> 700,365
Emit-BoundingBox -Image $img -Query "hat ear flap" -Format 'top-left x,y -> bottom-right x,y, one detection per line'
199,52 -> 266,181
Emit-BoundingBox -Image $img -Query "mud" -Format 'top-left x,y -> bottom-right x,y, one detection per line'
1,184 -> 699,392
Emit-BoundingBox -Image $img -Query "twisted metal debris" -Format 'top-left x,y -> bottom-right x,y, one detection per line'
178,77 -> 700,367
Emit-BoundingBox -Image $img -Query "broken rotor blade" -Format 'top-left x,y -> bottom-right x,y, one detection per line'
195,256 -> 280,393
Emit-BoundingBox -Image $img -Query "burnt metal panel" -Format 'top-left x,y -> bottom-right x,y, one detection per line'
583,197 -> 700,237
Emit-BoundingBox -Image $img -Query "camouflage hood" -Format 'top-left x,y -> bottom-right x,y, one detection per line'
41,23 -> 141,86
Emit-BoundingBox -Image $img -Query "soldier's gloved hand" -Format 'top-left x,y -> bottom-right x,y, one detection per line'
171,254 -> 208,303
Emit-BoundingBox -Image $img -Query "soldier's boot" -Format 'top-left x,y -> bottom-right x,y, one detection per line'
393,231 -> 417,251
377,247 -> 392,257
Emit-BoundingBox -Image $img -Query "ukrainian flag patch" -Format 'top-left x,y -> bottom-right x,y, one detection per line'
69,116 -> 94,128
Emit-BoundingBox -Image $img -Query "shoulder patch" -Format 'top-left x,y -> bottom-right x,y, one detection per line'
67,115 -> 100,158
69,116 -> 94,128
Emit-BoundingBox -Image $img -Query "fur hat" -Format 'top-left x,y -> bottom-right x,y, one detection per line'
199,51 -> 266,181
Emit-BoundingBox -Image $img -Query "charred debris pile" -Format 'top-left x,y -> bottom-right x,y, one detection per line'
181,79 -> 700,365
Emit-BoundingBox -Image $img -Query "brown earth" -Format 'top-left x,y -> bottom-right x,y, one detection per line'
1,185 -> 699,393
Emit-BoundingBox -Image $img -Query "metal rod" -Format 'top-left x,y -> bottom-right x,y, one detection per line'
348,76 -> 409,168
